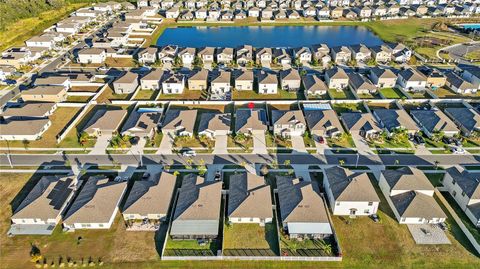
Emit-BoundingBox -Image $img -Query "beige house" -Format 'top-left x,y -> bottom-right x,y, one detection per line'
369,67 -> 397,88
82,109 -> 128,137
234,70 -> 254,91
304,109 -> 344,138
140,69 -> 164,90
21,86 -> 67,102
188,69 -> 209,91
271,110 -> 306,137
0,118 -> 51,141
325,68 -> 349,90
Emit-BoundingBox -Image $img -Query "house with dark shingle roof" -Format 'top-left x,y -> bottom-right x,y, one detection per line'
227,172 -> 272,225
170,174 -> 222,240
271,109 -> 306,137
410,109 -> 459,138
379,167 -> 446,224
372,109 -> 419,135
443,166 -> 480,227
198,112 -> 232,139
324,166 -> 380,216
162,109 -> 197,137
445,72 -> 477,94
444,107 -> 480,137
348,73 -> 377,94
397,68 -> 427,92
302,74 -> 328,96
341,112 -> 381,138
304,109 -> 344,138
235,108 -> 268,135
276,176 -> 333,239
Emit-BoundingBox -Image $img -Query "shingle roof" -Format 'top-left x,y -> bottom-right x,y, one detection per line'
348,73 -> 376,92
373,109 -> 418,131
162,109 -> 197,133
0,118 -> 51,136
444,107 -> 480,133
302,74 -> 328,93
258,72 -> 278,84
228,172 -> 272,219
381,167 -> 434,192
188,69 -> 209,81
304,109 -> 344,133
280,69 -> 301,81
121,110 -> 161,135
1,103 -> 55,118
390,191 -> 446,219
370,67 -> 397,79
410,109 -> 459,134
341,112 -> 381,132
445,166 -> 480,200
141,69 -> 165,81
115,71 -> 138,84
235,109 -> 268,133
83,109 -> 128,134
325,67 -> 348,80
399,68 -> 426,82
198,112 -> 231,133
24,86 -> 65,95
324,166 -> 380,202
271,109 -> 306,126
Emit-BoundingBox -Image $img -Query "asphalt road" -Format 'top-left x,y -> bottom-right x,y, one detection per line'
1,153 -> 479,168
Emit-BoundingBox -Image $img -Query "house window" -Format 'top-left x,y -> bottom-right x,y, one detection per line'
401,218 -> 406,222
368,202 -> 373,206
452,179 -> 456,185
336,202 -> 340,206
237,218 -> 241,222
364,209 -> 370,214
99,224 -> 104,228
250,218 -> 254,222
461,191 -> 466,197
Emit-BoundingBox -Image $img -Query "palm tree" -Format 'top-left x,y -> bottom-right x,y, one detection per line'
339,159 -> 345,166
283,160 -> 291,166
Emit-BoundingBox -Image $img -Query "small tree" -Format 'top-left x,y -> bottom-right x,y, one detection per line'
22,139 -> 30,150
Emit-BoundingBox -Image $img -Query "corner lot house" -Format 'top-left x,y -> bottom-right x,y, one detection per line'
170,174 -> 222,240
77,48 -> 106,64
276,176 -> 333,239
324,166 -> 380,216
341,112 -> 381,138
63,176 -> 127,230
21,86 -> 67,103
235,108 -> 268,136
122,172 -> 176,230
304,109 -> 344,138
162,109 -> 197,137
227,172 -> 272,225
9,176 -> 75,235
372,109 -> 419,135
410,109 -> 459,138
443,166 -> 480,227
444,107 -> 480,137
379,167 -> 446,224
198,112 -> 232,139
113,71 -> 139,94
82,109 -> 128,137
121,109 -> 162,139
271,109 -> 306,137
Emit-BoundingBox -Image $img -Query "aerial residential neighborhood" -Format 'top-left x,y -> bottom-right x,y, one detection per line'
0,0 -> 479,268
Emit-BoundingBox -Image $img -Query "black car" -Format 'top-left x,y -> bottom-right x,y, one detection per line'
414,135 -> 425,145
442,137 -> 454,145
370,214 -> 380,223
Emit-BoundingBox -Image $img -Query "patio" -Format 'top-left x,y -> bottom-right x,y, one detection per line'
407,224 -> 451,245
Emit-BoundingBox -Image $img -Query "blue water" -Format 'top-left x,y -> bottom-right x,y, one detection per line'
461,24 -> 480,30
156,26 -> 384,48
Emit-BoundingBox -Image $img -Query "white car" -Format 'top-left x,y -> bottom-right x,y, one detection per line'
451,147 -> 466,155
182,150 -> 196,157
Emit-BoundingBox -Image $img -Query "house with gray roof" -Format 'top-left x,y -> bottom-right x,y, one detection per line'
188,69 -> 209,91
257,71 -> 278,94
63,176 -> 127,230
368,67 -> 397,89
83,109 -> 128,137
140,69 -> 164,90
280,69 -> 301,91
445,72 -> 477,94
444,107 -> 480,137
443,166 -> 480,227
324,166 -> 380,216
1,102 -> 56,120
9,175 -> 75,235
271,109 -> 306,137
113,71 -> 139,94
235,108 -> 268,135
121,109 -> 162,139
276,176 -> 333,239
379,167 -> 446,224
233,70 -> 254,91
302,74 -> 328,96
348,73 -> 377,94
198,112 -> 232,139
304,109 -> 344,138
122,172 -> 176,230
410,109 -> 459,138
341,112 -> 381,138
227,172 -> 272,225
397,68 -> 427,92
170,174 -> 222,240
372,109 -> 419,135
162,109 -> 197,137
325,67 -> 349,90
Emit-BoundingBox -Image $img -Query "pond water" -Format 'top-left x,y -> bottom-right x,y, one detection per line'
156,26 -> 384,48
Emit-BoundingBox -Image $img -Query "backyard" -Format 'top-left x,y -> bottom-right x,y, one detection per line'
157,89 -> 205,100
327,89 -> 356,100
379,88 -> 407,99
223,223 -> 279,256
233,89 -> 302,100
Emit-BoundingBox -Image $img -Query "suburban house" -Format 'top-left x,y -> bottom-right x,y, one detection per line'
35,76 -> 71,89
397,68 -> 427,92
276,176 -> 333,239
63,176 -> 127,230
122,172 -> 176,230
121,109 -> 162,139
83,109 -> 128,137
280,69 -> 301,91
188,69 -> 209,91
77,48 -> 106,64
348,73 -> 377,94
9,175 -> 75,235
1,102 -> 57,120
216,47 -> 234,64
325,68 -> 349,90
256,47 -> 273,66
410,109 -> 459,138
461,66 -> 480,89
162,109 -> 197,137
227,172 -> 273,226
341,112 -> 382,138
236,45 -> 253,66
161,73 -> 185,94
198,47 -> 215,64
418,66 -> 447,89
21,86 -> 68,103
331,46 -> 352,64
349,44 -> 372,62
0,118 -> 51,141
234,70 -> 254,91
178,47 -> 196,66
370,45 -> 392,63
444,107 -> 480,137
271,109 -> 306,137
443,166 -> 480,227
113,71 -> 139,94
304,108 -> 344,138
379,167 -> 447,224
273,48 -> 292,66
138,47 -> 158,64
210,71 -> 232,95
372,109 -> 419,135
198,112 -> 232,139
25,35 -> 56,49
312,43 -> 331,65
235,108 -> 268,136
324,166 -> 380,216
170,174 -> 222,240
158,45 -> 178,64
445,72 -> 477,94
140,69 -> 164,90
368,67 -> 397,88
257,72 -> 278,94
302,74 -> 328,96
294,47 -> 312,64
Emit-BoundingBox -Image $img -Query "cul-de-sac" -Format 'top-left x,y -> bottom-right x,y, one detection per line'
0,0 -> 480,268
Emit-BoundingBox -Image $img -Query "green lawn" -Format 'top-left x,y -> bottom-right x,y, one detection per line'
265,133 -> 292,148
233,89 -> 302,100
442,192 -> 480,244
165,239 -> 213,250
157,89 -> 204,100
327,134 -> 355,148
227,135 -> 253,152
379,88 -> 406,99
223,223 -> 279,254
133,89 -> 158,100
332,103 -> 366,113
432,87 -> 462,99
368,135 -> 412,149
173,136 -> 214,149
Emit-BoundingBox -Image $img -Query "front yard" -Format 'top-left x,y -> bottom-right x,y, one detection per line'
327,134 -> 355,148
173,136 -> 214,150
223,223 -> 279,256
265,133 -> 292,148
227,134 -> 253,153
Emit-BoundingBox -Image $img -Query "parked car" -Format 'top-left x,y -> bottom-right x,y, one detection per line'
414,135 -> 425,145
370,214 -> 380,223
451,147 -> 466,155
182,150 -> 196,157
317,136 -> 325,144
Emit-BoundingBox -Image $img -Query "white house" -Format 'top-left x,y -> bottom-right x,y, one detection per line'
271,110 -> 306,137
257,72 -> 278,94
161,73 -> 185,94
324,166 -> 380,216
178,47 -> 196,66
77,48 -> 106,64
210,71 -> 231,95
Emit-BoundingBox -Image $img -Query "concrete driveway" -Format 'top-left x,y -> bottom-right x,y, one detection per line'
313,134 -> 329,154
252,132 -> 268,154
213,134 -> 228,154
130,137 -> 147,155
90,135 -> 111,155
291,135 -> 307,153
352,134 -> 373,155
156,132 -> 174,154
